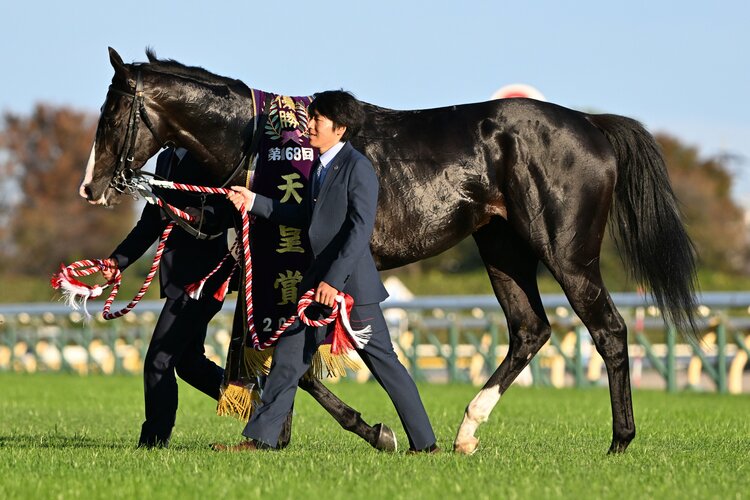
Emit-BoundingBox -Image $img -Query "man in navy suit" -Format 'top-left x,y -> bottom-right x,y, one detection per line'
100,147 -> 232,448
217,90 -> 437,453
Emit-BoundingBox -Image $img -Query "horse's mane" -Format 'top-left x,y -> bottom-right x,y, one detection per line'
143,48 -> 249,92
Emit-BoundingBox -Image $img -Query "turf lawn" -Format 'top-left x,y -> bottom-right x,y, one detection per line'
0,373 -> 748,499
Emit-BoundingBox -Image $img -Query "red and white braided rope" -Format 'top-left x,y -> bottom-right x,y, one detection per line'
101,223 -> 174,319
137,182 -> 370,351
185,241 -> 239,300
149,179 -> 230,197
51,181 -> 221,320
50,259 -> 113,316
248,289 -> 338,350
51,223 -> 174,319
53,178 -> 371,351
247,289 -> 371,352
147,179 -> 225,220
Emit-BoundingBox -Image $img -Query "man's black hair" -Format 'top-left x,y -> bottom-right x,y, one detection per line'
308,90 -> 364,142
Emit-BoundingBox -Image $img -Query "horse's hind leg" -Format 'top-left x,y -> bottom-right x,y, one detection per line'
297,376 -> 397,451
276,411 -> 293,449
549,264 -> 635,453
454,219 -> 551,454
530,169 -> 635,452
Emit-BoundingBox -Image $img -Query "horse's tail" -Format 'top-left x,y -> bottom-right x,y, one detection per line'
588,113 -> 698,336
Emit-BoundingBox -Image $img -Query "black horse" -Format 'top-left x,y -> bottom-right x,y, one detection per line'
80,48 -> 697,454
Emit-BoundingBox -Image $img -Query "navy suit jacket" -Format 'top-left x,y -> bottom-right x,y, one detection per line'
110,149 -> 232,299
251,142 -> 388,305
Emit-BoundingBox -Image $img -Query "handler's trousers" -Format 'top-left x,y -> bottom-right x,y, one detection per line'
139,294 -> 225,447
242,303 -> 436,450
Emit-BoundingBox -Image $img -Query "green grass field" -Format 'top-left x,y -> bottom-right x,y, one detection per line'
0,374 -> 748,499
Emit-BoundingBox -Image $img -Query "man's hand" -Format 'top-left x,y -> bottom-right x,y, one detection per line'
100,258 -> 118,282
315,281 -> 339,308
227,186 -> 255,212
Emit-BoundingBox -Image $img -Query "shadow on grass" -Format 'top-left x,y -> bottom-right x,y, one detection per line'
0,434 -> 239,452
0,433 -> 130,450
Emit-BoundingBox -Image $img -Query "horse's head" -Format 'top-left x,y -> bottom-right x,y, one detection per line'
79,48 -> 171,206
80,48 -> 256,205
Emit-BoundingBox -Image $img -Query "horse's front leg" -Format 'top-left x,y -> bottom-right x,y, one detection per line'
297,376 -> 397,451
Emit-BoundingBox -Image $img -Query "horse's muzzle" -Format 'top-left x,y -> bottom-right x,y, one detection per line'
79,183 -> 93,201
79,182 -> 111,205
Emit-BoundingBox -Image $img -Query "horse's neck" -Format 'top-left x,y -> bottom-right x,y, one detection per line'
166,85 -> 256,184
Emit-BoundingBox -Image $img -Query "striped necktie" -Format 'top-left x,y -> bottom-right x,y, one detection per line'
312,158 -> 324,198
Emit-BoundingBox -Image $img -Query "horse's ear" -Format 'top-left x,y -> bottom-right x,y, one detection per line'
108,47 -> 126,73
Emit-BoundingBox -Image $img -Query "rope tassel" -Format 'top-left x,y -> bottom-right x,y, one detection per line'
331,294 -> 372,353
184,280 -> 205,300
184,245 -> 238,301
213,265 -> 236,302
51,224 -> 174,321
50,263 -> 108,319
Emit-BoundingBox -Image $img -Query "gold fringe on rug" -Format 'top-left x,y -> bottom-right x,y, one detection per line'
216,381 -> 260,422
311,344 -> 363,379
243,347 -> 274,376
243,344 -> 363,380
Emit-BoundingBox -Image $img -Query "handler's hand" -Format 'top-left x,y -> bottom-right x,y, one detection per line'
100,258 -> 118,282
227,186 -> 255,212
315,281 -> 339,308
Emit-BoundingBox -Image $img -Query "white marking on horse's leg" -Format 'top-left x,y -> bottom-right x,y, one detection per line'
79,140 -> 97,199
454,385 -> 501,455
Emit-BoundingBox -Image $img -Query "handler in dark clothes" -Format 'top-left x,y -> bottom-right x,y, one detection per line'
214,90 -> 438,453
100,147 -> 232,448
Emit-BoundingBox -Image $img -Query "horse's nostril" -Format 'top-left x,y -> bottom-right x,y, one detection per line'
81,185 -> 93,200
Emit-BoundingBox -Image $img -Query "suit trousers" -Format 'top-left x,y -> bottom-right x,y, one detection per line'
242,303 -> 436,450
139,294 -> 225,446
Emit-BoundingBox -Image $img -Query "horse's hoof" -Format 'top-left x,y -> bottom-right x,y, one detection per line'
607,441 -> 630,454
373,423 -> 397,452
453,436 -> 479,455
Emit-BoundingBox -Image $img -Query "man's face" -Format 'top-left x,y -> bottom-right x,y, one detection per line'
309,112 -> 346,153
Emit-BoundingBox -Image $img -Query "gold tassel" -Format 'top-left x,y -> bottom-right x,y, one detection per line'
216,382 -> 261,422
243,347 -> 274,376
310,344 -> 363,379
234,344 -> 363,386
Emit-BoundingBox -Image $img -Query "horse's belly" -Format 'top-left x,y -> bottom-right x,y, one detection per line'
370,198 -> 491,271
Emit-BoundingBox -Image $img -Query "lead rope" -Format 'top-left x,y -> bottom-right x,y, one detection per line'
51,179 -> 372,351
233,196 -> 372,351
51,222 -> 175,320
102,223 -> 174,319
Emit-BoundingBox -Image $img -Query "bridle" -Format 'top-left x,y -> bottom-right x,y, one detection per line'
106,67 -> 169,195
105,67 -> 270,195
101,67 -> 272,240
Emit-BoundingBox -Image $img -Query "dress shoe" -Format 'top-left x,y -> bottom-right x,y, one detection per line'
210,440 -> 260,452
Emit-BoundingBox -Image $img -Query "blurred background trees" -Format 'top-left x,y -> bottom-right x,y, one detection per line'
0,104 -> 134,298
1,103 -> 748,300
658,134 -> 748,274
